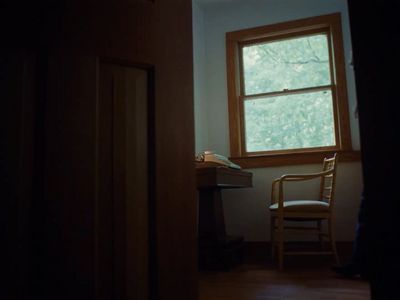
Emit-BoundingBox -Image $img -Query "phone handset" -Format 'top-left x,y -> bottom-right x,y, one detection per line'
196,151 -> 241,169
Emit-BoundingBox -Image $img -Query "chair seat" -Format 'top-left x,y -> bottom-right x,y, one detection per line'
269,200 -> 329,212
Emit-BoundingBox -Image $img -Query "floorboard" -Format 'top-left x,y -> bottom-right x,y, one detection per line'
199,249 -> 370,300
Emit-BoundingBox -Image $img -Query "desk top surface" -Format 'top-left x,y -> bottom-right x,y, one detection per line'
196,162 -> 253,189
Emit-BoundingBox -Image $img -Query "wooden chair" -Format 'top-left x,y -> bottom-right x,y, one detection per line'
269,153 -> 339,270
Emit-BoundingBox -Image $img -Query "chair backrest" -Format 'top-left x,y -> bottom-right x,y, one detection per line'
319,153 -> 338,209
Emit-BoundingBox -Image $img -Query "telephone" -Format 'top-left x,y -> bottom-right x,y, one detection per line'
195,151 -> 241,170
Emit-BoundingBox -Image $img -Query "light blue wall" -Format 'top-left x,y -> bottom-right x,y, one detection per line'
193,2 -> 208,153
193,0 -> 363,241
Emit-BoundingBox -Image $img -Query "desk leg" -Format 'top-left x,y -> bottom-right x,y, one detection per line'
198,188 -> 243,270
198,188 -> 225,241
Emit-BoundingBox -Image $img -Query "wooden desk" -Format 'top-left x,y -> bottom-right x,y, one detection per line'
196,163 -> 253,270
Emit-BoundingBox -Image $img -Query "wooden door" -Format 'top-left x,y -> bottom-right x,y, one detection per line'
33,1 -> 197,300
0,51 -> 38,300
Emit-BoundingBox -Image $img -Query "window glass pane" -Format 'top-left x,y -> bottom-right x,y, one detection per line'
242,34 -> 331,95
244,90 -> 335,152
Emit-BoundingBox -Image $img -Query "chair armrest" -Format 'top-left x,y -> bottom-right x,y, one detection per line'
280,169 -> 333,182
271,169 -> 333,208
270,169 -> 333,208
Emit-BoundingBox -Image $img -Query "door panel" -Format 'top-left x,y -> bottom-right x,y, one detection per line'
122,66 -> 149,300
98,61 -> 150,300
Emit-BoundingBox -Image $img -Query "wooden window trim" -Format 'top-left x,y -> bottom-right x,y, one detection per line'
226,13 -> 355,168
230,150 -> 361,169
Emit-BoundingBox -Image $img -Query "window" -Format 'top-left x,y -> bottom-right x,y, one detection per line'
226,13 -> 357,167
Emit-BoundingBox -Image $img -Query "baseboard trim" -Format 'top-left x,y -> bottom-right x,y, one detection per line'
243,241 -> 354,263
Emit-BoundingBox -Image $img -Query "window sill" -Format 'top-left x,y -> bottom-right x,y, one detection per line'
229,150 -> 361,169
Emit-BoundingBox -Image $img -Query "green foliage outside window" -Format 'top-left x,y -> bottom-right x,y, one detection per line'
244,91 -> 335,152
241,34 -> 336,152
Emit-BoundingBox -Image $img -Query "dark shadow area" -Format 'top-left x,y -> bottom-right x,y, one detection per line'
348,2 -> 400,299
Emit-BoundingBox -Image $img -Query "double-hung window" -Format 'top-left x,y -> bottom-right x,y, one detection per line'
226,13 -> 356,167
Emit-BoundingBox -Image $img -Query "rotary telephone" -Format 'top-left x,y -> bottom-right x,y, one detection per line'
195,151 -> 241,170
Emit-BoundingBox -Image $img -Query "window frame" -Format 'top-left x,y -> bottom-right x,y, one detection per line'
226,13 -> 358,167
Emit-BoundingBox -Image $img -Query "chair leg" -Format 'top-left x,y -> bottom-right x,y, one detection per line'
328,217 -> 340,265
317,220 -> 324,249
270,217 -> 275,260
277,218 -> 284,270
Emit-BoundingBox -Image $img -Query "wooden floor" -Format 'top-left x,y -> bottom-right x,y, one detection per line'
199,254 -> 370,300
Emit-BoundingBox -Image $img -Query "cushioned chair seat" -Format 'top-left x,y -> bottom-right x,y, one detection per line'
269,200 -> 329,212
